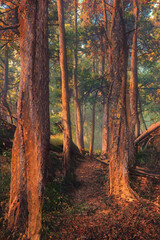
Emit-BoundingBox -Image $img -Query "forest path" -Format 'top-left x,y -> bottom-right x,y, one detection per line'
73,157 -> 109,214
53,157 -> 160,240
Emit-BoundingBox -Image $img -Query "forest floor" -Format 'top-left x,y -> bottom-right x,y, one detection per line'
0,149 -> 160,240
42,154 -> 160,240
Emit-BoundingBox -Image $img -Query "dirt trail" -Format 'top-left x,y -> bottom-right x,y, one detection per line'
54,157 -> 160,240
74,157 -> 108,213
1,153 -> 159,239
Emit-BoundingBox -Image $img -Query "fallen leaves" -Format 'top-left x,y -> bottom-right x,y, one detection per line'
41,157 -> 160,239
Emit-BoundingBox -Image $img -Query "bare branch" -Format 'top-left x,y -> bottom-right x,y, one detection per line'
0,24 -> 19,31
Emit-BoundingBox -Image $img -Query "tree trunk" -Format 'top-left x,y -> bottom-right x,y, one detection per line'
89,101 -> 96,156
8,1 -> 50,239
3,45 -> 8,101
101,0 -> 109,155
129,0 -> 140,138
108,0 -> 135,198
57,0 -> 73,178
102,0 -> 108,36
2,45 -> 13,123
102,101 -> 108,154
73,0 -> 84,153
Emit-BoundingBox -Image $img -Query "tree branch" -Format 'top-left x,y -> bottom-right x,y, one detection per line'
0,24 -> 19,31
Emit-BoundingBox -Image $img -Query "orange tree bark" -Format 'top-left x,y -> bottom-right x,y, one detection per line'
130,0 -> 140,138
73,0 -> 84,153
89,99 -> 96,156
3,45 -> 9,102
102,101 -> 108,154
57,0 -> 73,178
8,1 -> 50,239
135,121 -> 160,145
101,0 -> 109,155
108,0 -> 135,198
2,44 -> 13,123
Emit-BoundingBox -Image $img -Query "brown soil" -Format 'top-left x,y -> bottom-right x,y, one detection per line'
49,157 -> 160,240
1,154 -> 160,239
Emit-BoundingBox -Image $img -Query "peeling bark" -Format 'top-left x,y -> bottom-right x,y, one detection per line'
8,1 -> 50,239
108,0 -> 135,198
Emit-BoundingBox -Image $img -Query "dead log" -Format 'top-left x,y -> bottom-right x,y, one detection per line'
135,121 -> 160,145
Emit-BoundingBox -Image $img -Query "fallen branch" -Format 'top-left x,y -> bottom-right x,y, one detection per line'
135,121 -> 160,145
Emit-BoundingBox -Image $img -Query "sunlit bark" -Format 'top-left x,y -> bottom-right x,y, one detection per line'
130,0 -> 140,138
8,1 -> 50,239
89,101 -> 96,156
2,45 -> 13,123
101,0 -> 109,155
135,122 -> 160,145
73,0 -> 84,153
57,0 -> 73,178
108,0 -> 135,198
102,102 -> 108,154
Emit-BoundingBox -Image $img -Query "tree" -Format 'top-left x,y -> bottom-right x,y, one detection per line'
129,0 -> 140,138
89,92 -> 97,156
57,0 -> 73,178
73,0 -> 84,153
2,44 -> 13,123
101,0 -> 109,155
108,0 -> 135,198
8,1 -> 50,239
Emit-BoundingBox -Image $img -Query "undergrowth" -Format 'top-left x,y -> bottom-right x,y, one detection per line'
41,179 -> 90,239
0,150 -> 12,240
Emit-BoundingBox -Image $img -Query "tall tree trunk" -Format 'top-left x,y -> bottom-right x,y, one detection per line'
73,0 -> 84,153
102,0 -> 108,36
102,101 -> 108,154
108,0 -> 135,198
57,0 -> 73,178
101,37 -> 108,154
3,45 -> 8,102
89,101 -> 96,156
8,1 -> 50,239
2,45 -> 13,123
101,0 -> 109,155
130,0 -> 140,138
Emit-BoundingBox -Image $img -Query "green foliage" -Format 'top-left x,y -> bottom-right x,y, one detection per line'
41,180 -> 71,239
138,61 -> 160,127
137,149 -> 151,166
137,143 -> 160,168
0,151 -> 11,202
0,150 -> 11,239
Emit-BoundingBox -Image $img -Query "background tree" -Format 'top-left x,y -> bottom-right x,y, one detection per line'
129,0 -> 140,138
57,0 -> 73,178
73,0 -> 84,153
